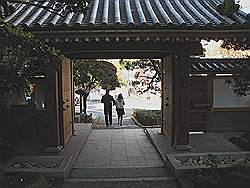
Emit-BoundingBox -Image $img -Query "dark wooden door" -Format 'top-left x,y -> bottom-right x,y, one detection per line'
62,59 -> 73,144
189,76 -> 210,131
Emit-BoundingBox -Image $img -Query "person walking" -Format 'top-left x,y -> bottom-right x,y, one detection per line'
101,89 -> 115,127
115,93 -> 125,126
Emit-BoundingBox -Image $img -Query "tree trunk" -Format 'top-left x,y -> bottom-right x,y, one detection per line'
83,96 -> 87,114
79,95 -> 83,113
82,92 -> 90,114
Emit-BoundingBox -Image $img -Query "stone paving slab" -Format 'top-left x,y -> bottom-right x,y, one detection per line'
146,128 -> 243,155
70,167 -> 171,178
64,177 -> 177,188
93,115 -> 140,129
66,128 -> 175,187
73,129 -> 165,168
190,133 -> 243,152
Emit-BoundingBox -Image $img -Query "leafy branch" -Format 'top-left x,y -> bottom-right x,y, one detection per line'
0,19 -> 62,106
217,0 -> 240,16
119,59 -> 161,94
73,59 -> 120,113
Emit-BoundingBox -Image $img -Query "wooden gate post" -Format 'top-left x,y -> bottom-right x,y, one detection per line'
161,56 -> 174,143
45,67 -> 63,152
173,54 -> 191,150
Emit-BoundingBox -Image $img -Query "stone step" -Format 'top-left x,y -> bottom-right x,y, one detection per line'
69,166 -> 172,179
64,177 -> 178,188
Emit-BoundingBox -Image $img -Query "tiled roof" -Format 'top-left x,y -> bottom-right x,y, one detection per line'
4,0 -> 249,30
190,58 -> 250,73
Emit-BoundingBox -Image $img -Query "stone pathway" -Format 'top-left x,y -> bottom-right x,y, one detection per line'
64,129 -> 176,187
93,115 -> 139,129
73,129 -> 164,168
65,99 -> 178,187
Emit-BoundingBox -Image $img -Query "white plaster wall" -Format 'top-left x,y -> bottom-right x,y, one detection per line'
213,78 -> 250,108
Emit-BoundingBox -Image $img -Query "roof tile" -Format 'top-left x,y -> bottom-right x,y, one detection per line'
4,0 -> 249,30
190,58 -> 250,73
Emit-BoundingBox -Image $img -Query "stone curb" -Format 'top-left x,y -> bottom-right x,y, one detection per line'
64,124 -> 92,178
144,129 -> 172,171
131,115 -> 161,129
65,176 -> 175,182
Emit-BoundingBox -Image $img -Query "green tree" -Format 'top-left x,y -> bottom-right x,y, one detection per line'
225,64 -> 250,97
221,40 -> 250,97
217,0 -> 240,16
74,59 -> 120,113
119,59 -> 161,93
0,21 -> 62,106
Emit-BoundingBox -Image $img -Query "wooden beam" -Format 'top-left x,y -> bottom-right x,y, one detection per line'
51,41 -> 202,59
33,29 -> 250,41
173,54 -> 191,150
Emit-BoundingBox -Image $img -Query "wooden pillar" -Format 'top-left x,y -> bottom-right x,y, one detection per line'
173,54 -> 191,150
45,68 -> 63,152
70,60 -> 75,134
161,56 -> 174,143
206,73 -> 215,132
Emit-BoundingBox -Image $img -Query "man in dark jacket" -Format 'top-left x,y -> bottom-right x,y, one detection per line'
101,90 -> 115,127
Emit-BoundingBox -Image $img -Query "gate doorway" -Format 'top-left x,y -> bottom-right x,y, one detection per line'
72,58 -> 166,178
73,58 -> 162,129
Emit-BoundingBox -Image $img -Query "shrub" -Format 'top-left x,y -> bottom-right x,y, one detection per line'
132,109 -> 161,126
